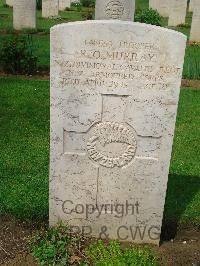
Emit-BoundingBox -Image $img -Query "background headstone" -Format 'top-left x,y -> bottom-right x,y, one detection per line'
71,0 -> 80,3
189,0 -> 200,42
50,21 -> 186,245
157,0 -> 169,17
13,0 -> 36,30
6,0 -> 13,7
189,0 -> 194,12
168,0 -> 187,26
59,0 -> 71,11
95,0 -> 135,21
42,0 -> 59,18
149,0 -> 158,10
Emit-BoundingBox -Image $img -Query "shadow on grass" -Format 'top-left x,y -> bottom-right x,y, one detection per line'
161,174 -> 200,241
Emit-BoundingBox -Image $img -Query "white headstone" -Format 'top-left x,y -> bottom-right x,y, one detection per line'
149,0 -> 158,10
42,0 -> 59,18
13,0 -> 36,30
190,0 -> 200,42
189,0 -> 194,12
168,0 -> 187,26
59,0 -> 71,11
6,0 -> 13,6
50,21 -> 186,245
157,0 -> 169,17
95,0 -> 135,21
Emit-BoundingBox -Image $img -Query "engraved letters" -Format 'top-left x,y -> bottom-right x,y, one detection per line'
58,39 -> 181,92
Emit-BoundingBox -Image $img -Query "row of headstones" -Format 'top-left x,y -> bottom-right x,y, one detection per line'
9,0 -> 135,30
6,0 -> 73,30
150,0 -> 200,42
5,0 -> 73,12
7,0 -> 200,42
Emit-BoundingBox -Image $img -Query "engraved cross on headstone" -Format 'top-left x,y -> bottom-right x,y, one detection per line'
64,94 -> 137,169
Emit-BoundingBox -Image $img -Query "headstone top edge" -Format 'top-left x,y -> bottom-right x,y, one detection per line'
50,20 -> 187,40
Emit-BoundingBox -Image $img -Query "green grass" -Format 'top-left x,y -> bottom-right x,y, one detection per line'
0,78 -> 49,221
0,77 -> 200,225
165,88 -> 200,225
183,45 -> 200,80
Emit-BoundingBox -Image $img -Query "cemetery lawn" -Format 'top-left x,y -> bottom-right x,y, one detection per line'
0,77 -> 200,227
0,78 -> 49,221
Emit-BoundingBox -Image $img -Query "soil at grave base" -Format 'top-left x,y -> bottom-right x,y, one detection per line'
181,79 -> 200,89
0,216 -> 200,266
0,29 -> 49,35
0,70 -> 50,80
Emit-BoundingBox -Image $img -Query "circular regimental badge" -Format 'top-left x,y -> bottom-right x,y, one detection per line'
87,122 -> 137,168
105,1 -> 124,19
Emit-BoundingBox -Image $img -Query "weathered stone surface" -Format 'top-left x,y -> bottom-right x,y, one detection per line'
13,0 -> 36,30
95,0 -> 135,21
59,0 -> 71,11
189,0 -> 194,12
50,21 -> 186,245
190,0 -> 200,42
42,0 -> 59,18
6,0 -> 13,7
168,0 -> 187,26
